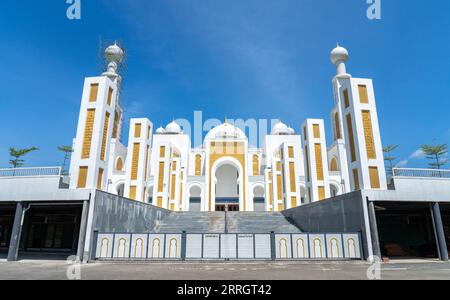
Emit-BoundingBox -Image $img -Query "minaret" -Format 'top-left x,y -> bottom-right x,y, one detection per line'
330,45 -> 387,192
69,43 -> 124,190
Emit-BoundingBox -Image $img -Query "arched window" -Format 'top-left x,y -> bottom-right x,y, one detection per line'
334,112 -> 342,140
116,157 -> 124,171
330,157 -> 339,172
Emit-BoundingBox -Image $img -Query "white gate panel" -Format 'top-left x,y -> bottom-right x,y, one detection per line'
221,234 -> 237,259
96,234 -> 113,258
254,234 -> 271,259
165,234 -> 182,259
113,234 -> 131,258
343,234 -> 361,259
130,234 -> 148,258
203,234 -> 220,259
186,234 -> 202,259
326,234 -> 344,258
275,234 -> 292,259
292,234 -> 309,259
309,234 -> 326,259
148,234 -> 164,259
237,234 -> 254,259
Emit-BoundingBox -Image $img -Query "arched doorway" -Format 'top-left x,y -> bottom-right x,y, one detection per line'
147,185 -> 154,204
116,183 -> 125,197
252,184 -> 265,212
188,185 -> 202,212
330,182 -> 340,197
211,158 -> 244,212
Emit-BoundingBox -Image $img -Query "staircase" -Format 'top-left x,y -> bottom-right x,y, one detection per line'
151,211 -> 301,234
151,212 -> 225,233
226,212 -> 301,233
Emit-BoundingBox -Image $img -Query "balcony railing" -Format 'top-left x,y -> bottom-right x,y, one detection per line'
392,168 -> 450,179
0,167 -> 62,178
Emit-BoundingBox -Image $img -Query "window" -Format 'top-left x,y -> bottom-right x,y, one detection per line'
358,85 -> 369,103
346,114 -> 357,162
77,167 -> 88,188
313,124 -> 321,138
89,83 -> 99,102
134,124 -> 142,138
82,109 -> 95,159
343,89 -> 350,108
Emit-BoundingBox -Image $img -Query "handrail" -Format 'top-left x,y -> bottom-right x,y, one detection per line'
0,166 -> 62,177
392,168 -> 450,179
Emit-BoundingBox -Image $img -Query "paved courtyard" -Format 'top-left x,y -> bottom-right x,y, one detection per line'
0,259 -> 450,280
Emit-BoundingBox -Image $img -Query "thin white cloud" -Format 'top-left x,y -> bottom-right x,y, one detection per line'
409,149 -> 424,159
395,160 -> 408,168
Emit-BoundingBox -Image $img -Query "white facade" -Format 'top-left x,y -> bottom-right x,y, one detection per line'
68,43 -> 388,212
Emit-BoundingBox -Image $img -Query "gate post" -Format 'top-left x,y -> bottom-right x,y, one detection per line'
7,202 -> 26,262
181,231 -> 187,261
270,231 -> 276,261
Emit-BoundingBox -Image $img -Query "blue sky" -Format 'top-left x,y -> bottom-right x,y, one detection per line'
0,0 -> 449,169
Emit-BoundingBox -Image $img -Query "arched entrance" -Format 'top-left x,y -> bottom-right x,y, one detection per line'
211,157 -> 244,212
188,184 -> 203,212
252,184 -> 265,212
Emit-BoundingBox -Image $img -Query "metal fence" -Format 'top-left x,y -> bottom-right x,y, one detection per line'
93,231 -> 363,261
393,168 -> 450,179
0,167 -> 62,178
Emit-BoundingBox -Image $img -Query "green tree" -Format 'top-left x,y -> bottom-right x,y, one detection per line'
383,144 -> 399,175
9,147 -> 39,174
421,144 -> 448,170
57,146 -> 74,175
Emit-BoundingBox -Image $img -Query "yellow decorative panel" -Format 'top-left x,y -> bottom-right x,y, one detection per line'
343,89 -> 350,108
358,85 -> 369,103
172,161 -> 177,171
116,157 -> 123,171
112,110 -> 120,139
81,109 -> 95,159
134,124 -> 142,138
330,158 -> 338,172
278,203 -> 284,211
305,145 -> 310,182
77,167 -> 88,188
100,112 -> 110,161
157,196 -> 163,208
314,143 -> 324,181
276,161 -> 282,172
369,166 -> 381,189
195,155 -> 202,176
144,145 -> 149,180
291,197 -> 297,208
318,186 -> 325,201
313,124 -> 321,138
97,168 -> 104,190
346,114 -> 357,162
129,186 -> 137,200
157,162 -> 165,192
353,169 -> 360,191
131,143 -> 140,180
362,110 -> 376,160
276,175 -> 283,200
288,146 -> 294,158
171,174 -> 176,199
334,112 -> 342,140
289,162 -> 296,192
160,146 -> 166,158
252,155 -> 259,176
107,87 -> 113,106
89,83 -> 98,102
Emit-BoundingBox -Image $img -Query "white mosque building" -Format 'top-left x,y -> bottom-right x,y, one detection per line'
68,43 -> 387,212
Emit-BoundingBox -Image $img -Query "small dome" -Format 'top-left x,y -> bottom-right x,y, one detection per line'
105,43 -> 124,64
330,45 -> 349,65
272,121 -> 291,135
165,121 -> 182,134
155,127 -> 165,134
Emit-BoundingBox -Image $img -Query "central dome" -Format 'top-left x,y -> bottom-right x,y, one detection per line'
205,121 -> 246,140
